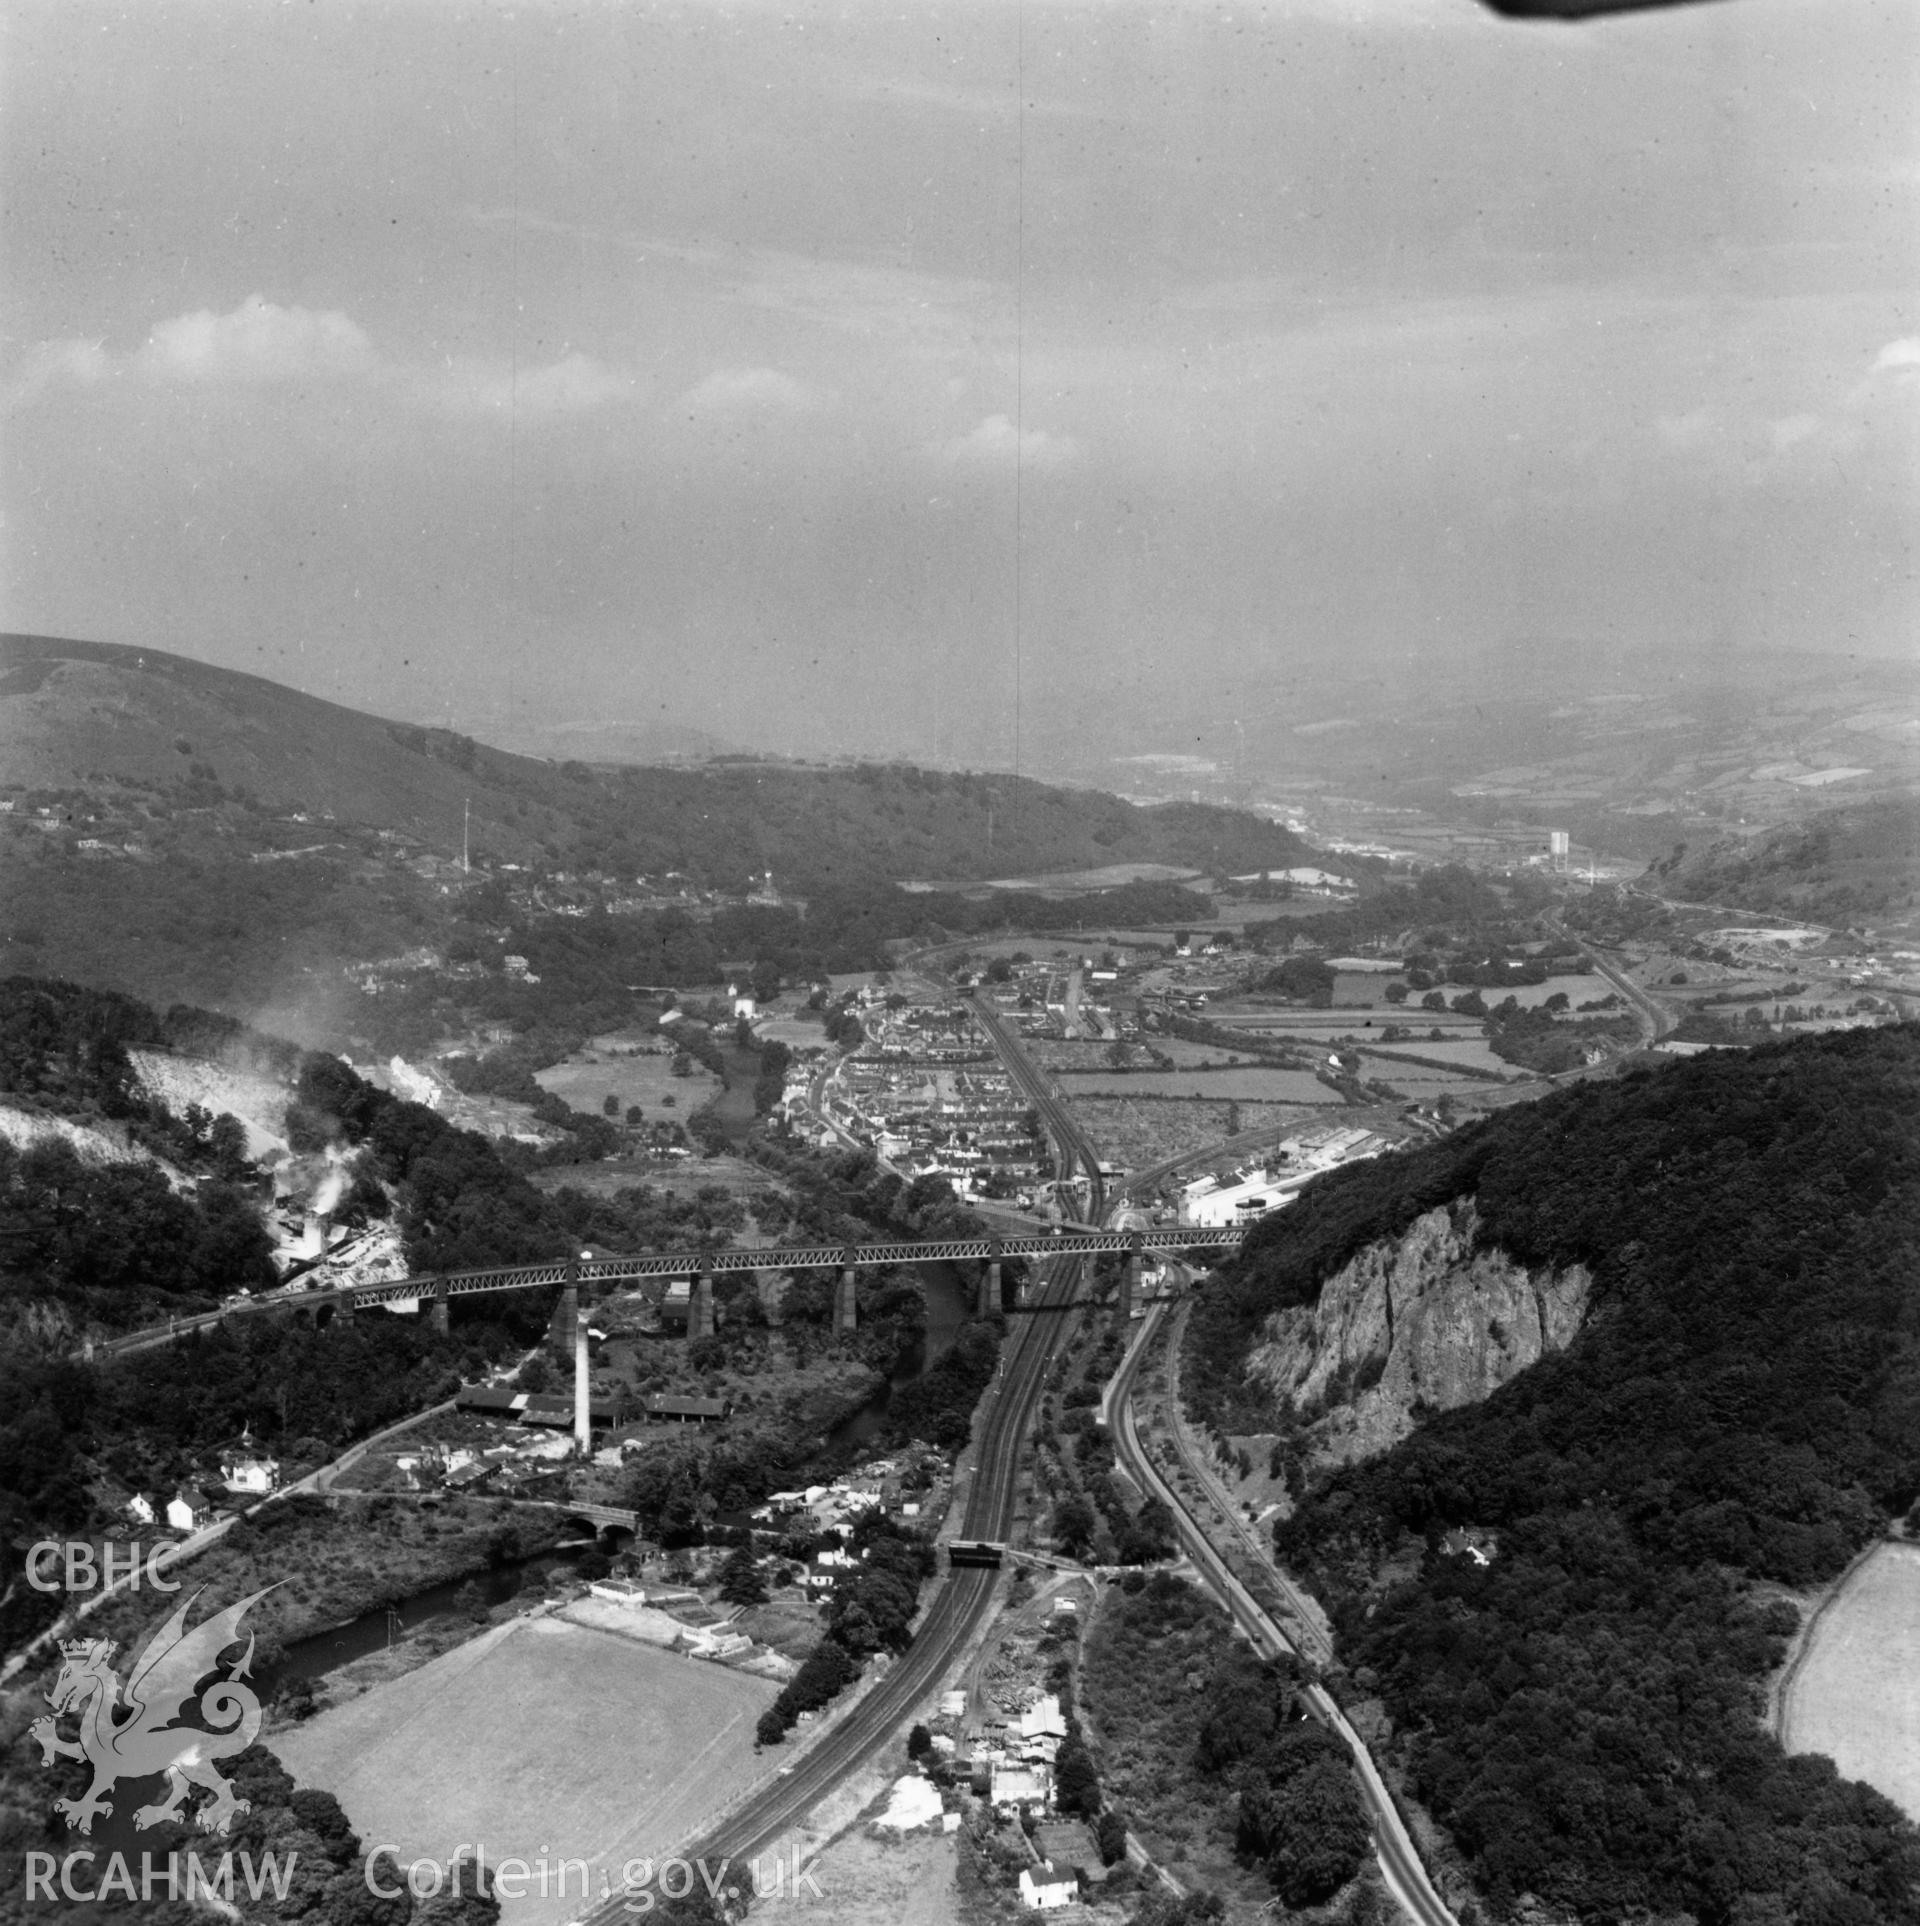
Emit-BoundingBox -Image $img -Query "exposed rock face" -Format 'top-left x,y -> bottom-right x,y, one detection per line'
1246,1198 -> 1591,1467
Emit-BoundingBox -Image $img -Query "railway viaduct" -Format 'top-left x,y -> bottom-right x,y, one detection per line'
231,1224 -> 1247,1352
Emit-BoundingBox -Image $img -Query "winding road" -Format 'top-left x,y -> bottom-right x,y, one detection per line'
1106,1303 -> 1457,1925
657,986 -> 1458,1922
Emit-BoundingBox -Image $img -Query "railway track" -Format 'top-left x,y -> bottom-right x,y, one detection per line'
1107,1305 -> 1458,1925
575,1005 -> 1112,1911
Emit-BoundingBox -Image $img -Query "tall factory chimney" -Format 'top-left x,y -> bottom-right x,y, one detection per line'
573,1311 -> 591,1457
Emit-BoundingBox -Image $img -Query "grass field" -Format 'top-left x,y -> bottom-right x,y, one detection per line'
1479,972 -> 1607,1009
1145,1036 -> 1299,1068
1365,1035 -> 1511,1073
274,1614 -> 779,1925
1780,1541 -> 1920,1822
1357,1064 -> 1497,1097
921,860 -> 1200,892
537,1034 -> 720,1119
752,1821 -> 959,1926
1209,1008 -> 1486,1039
531,1151 -> 788,1211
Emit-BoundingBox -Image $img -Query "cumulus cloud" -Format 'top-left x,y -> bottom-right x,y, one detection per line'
932,413 -> 1079,469
5,338 -> 112,405
8,296 -> 376,403
9,296 -> 647,430
135,295 -> 377,383
439,351 -> 643,420
1868,337 -> 1920,388
678,366 -> 826,414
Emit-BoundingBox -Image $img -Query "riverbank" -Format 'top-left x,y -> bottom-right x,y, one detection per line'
71,1490 -> 567,1684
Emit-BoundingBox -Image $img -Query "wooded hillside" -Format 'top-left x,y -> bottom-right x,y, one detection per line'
1187,1028 -> 1920,1921
1651,795 -> 1920,931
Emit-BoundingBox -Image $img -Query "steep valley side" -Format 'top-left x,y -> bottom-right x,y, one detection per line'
1244,1198 -> 1591,1468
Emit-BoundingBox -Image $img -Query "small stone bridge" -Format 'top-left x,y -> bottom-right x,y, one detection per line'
552,1501 -> 640,1534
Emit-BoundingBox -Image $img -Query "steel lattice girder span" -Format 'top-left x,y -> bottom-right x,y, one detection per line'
345,1226 -> 1244,1308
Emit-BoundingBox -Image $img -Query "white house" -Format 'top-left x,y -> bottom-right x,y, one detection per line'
125,1492 -> 157,1527
166,1490 -> 213,1533
220,1448 -> 281,1495
1017,1866 -> 1077,1911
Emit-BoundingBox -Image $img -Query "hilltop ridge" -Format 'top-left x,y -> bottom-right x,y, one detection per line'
1651,793 -> 1920,933
0,632 -> 1305,887
0,632 -> 1308,1030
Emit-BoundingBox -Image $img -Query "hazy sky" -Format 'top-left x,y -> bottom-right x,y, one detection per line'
3,0 -> 1915,763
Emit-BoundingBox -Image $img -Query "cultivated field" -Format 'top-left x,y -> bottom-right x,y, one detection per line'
1779,1541 -> 1920,1821
274,1614 -> 780,1926
1072,1096 -> 1337,1168
1055,1067 -> 1333,1103
1210,1007 -> 1486,1039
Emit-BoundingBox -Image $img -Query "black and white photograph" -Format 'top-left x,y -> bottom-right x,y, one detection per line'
2,2 -> 1916,1923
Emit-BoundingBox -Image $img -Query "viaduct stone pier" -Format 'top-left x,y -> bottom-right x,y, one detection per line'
534,1226 -> 1167,1343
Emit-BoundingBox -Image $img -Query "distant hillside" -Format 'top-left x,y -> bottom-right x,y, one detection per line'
1652,795 -> 1920,931
0,633 -> 1306,1033
0,632 -> 1304,887
1186,1028 -> 1920,1921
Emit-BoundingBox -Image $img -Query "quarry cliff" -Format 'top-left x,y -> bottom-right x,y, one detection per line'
1245,1197 -> 1590,1466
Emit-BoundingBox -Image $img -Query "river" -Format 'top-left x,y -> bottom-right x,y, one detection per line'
823,1258 -> 973,1452
267,1264 -> 971,1677
264,1545 -> 588,1688
709,1036 -> 765,1143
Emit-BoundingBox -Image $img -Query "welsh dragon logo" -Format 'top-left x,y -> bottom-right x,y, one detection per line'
31,1585 -> 278,1836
